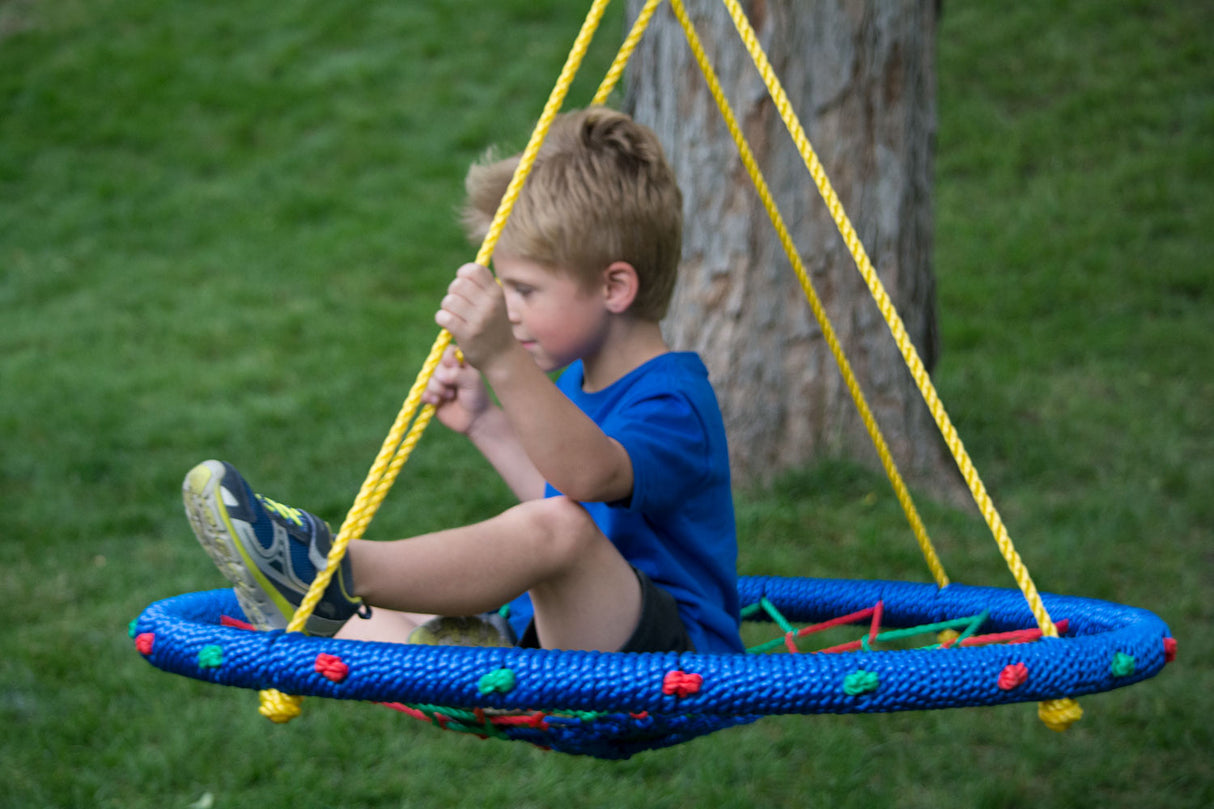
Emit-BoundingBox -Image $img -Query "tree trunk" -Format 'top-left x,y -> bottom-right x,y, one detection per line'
625,0 -> 962,502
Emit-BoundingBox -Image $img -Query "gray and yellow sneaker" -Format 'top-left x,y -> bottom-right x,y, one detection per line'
183,459 -> 364,636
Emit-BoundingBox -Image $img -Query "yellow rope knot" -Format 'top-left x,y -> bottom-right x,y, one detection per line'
259,689 -> 303,724
1037,698 -> 1083,731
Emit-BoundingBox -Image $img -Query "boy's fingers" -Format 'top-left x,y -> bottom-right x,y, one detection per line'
456,262 -> 492,283
422,374 -> 455,404
442,344 -> 468,369
433,361 -> 460,384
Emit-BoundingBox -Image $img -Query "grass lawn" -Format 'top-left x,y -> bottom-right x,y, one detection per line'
2,1 -> 1210,807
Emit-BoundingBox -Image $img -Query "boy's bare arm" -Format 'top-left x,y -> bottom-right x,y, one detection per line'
422,347 -> 545,501
480,348 -> 633,504
463,405 -> 547,501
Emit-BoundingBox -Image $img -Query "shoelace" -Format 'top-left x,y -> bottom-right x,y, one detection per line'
256,495 -> 306,529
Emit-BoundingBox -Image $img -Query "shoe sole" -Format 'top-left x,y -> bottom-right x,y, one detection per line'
183,460 -> 292,631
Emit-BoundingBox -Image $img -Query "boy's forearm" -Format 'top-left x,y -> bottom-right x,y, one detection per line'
465,406 -> 546,501
481,349 -> 632,503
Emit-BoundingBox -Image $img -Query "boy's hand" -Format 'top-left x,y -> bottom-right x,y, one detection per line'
435,263 -> 516,371
421,346 -> 491,435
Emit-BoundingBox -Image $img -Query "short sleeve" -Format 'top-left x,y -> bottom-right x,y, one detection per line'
609,390 -> 713,516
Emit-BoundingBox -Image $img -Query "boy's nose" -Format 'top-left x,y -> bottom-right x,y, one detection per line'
503,298 -> 521,324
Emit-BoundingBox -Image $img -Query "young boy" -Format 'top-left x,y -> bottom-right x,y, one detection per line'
183,107 -> 743,655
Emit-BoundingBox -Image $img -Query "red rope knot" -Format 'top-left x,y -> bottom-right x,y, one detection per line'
998,662 -> 1029,691
662,670 -> 703,699
135,632 -> 154,656
314,653 -> 349,683
1163,637 -> 1177,663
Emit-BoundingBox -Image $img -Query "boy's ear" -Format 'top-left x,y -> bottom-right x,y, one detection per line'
601,261 -> 640,314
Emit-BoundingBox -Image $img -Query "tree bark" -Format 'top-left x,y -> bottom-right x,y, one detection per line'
625,0 -> 962,502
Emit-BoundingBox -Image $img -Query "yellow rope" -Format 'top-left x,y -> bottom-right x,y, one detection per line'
714,0 -> 1054,633
712,0 -> 1078,726
258,0 -> 616,722
592,0 -> 664,105
668,0 -> 948,589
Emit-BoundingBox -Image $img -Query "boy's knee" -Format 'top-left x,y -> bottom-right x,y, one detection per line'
515,496 -> 602,564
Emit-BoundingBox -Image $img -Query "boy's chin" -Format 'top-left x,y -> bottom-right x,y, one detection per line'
531,354 -> 567,374
521,345 -> 555,370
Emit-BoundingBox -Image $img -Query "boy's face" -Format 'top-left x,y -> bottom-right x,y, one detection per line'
494,254 -> 609,373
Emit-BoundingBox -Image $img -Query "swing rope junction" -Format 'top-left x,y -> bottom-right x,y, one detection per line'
132,0 -> 1174,759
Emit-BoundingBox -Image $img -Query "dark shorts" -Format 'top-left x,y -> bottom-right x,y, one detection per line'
517,567 -> 695,653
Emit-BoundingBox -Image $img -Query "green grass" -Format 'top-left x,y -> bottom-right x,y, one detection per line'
2,0 -> 1210,807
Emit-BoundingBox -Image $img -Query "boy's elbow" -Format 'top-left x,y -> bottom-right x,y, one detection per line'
560,469 -> 632,504
553,444 -> 633,503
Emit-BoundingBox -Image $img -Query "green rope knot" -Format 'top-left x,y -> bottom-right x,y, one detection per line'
478,667 -> 516,696
1111,652 -> 1136,677
197,644 -> 224,669
843,669 -> 879,696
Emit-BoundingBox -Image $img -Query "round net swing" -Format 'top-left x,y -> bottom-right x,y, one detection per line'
132,0 -> 1174,760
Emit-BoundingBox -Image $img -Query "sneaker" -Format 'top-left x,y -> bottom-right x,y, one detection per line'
182,459 -> 364,636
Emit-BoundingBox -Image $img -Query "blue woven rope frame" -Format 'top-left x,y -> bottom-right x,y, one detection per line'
134,576 -> 1172,757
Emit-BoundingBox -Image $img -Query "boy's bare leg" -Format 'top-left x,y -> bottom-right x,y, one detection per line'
348,496 -> 642,652
335,609 -> 433,643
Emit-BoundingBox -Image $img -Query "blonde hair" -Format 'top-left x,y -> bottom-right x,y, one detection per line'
462,107 -> 683,321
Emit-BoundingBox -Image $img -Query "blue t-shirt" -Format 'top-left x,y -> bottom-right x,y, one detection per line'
506,352 -> 743,654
